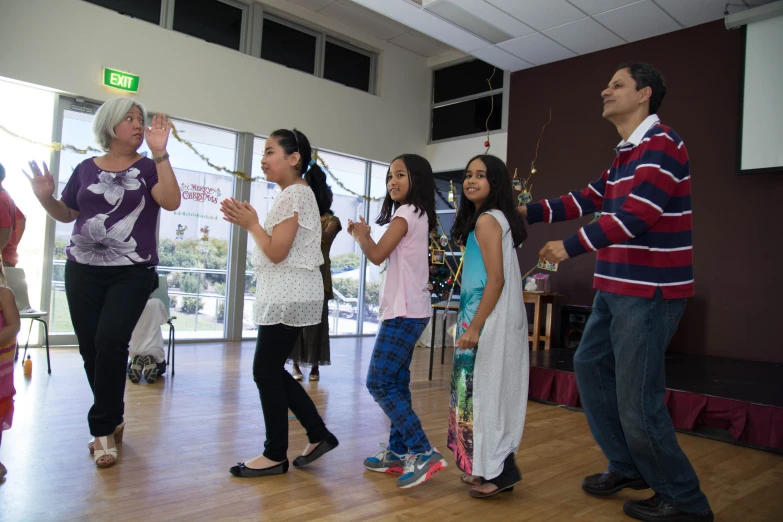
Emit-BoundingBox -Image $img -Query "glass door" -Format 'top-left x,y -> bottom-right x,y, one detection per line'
46,96 -> 238,343
47,99 -> 104,344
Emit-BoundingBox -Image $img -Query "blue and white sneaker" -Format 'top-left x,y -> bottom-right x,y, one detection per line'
397,448 -> 447,489
364,444 -> 406,475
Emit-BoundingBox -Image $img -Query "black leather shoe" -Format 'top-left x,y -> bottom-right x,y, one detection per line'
229,459 -> 289,477
624,494 -> 714,522
582,471 -> 649,496
292,432 -> 339,467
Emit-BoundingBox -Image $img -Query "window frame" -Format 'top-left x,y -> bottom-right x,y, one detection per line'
429,58 -> 509,144
261,13 -> 324,76
163,0 -> 251,53
44,94 -> 243,344
258,12 -> 379,95
82,0 -> 379,94
323,36 -> 378,95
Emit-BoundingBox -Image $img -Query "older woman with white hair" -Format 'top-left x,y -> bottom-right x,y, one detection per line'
24,97 -> 181,468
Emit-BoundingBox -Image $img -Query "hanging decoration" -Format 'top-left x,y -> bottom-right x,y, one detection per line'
0,122 -> 384,198
516,109 -> 558,277
516,108 -> 552,207
312,151 -> 382,202
0,123 -> 102,155
169,123 -> 254,181
428,185 -> 467,302
435,184 -> 454,209
482,67 -> 497,154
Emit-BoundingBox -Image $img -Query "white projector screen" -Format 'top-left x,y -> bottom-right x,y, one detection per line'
740,15 -> 783,173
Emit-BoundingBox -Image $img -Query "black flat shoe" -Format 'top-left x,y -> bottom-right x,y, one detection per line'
469,453 -> 521,499
230,459 -> 289,477
623,494 -> 714,522
292,432 -> 339,467
582,470 -> 649,496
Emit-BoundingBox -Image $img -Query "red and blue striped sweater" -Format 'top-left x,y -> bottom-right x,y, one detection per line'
526,118 -> 694,299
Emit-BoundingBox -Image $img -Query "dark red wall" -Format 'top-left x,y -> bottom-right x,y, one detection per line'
508,21 -> 783,363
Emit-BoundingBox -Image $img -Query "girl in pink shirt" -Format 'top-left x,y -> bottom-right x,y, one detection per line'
349,154 -> 446,489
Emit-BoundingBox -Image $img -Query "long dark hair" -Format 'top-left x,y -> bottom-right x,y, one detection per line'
451,154 -> 527,247
269,128 -> 333,214
375,154 -> 436,232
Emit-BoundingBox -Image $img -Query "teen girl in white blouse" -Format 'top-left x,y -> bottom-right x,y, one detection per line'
220,129 -> 338,478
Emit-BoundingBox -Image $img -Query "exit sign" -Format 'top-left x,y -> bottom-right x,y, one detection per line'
103,68 -> 140,93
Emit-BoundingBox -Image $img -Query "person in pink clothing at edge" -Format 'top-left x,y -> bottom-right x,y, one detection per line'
0,163 -> 26,268
0,260 -> 22,480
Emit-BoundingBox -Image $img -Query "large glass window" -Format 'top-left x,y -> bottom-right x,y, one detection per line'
49,106 -> 125,334
48,105 -> 237,340
318,151 -> 367,336
361,162 -> 389,335
245,140 -> 369,337
159,120 -> 237,340
243,136 -> 275,338
34,96 -> 388,344
0,78 -> 55,345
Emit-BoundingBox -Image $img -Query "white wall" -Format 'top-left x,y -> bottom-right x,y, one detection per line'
426,132 -> 508,173
0,0 -> 431,163
741,14 -> 783,171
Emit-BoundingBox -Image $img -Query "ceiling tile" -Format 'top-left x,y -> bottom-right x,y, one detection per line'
389,31 -> 454,56
426,1 -> 513,43
485,0 -> 586,30
593,0 -> 681,42
286,0 -> 337,11
447,0 -> 536,37
498,32 -> 577,65
544,17 -> 625,54
321,2 -> 407,40
652,0 -> 740,27
567,0 -> 640,15
351,0 -> 490,52
472,45 -> 534,71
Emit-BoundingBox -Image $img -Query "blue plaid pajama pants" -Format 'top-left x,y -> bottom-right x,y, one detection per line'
366,317 -> 432,455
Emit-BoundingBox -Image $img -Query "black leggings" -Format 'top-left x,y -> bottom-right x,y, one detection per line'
253,324 -> 328,462
65,261 -> 158,437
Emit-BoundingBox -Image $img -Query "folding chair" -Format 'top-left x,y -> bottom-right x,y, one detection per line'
6,267 -> 51,374
150,274 -> 176,376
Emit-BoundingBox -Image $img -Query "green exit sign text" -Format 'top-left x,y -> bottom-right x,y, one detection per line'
103,68 -> 140,93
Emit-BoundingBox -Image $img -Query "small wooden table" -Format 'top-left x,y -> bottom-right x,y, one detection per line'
428,301 -> 460,380
524,292 -> 565,351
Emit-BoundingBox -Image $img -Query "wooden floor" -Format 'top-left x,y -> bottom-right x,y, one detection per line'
1,339 -> 782,522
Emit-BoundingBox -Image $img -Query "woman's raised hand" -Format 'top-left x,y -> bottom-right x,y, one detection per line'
22,160 -> 55,201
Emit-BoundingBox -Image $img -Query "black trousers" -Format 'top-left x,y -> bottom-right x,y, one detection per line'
64,261 -> 157,436
254,324 -> 328,462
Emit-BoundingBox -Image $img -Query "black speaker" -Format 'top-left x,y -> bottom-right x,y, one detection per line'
560,305 -> 592,350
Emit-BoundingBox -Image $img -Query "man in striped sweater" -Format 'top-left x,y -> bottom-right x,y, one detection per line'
521,63 -> 712,522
